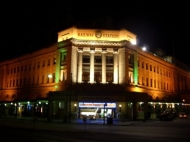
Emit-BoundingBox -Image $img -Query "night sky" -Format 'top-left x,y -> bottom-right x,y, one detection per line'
0,1 -> 190,66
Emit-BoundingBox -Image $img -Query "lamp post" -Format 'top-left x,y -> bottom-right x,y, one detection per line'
74,104 -> 77,112
119,104 -> 122,112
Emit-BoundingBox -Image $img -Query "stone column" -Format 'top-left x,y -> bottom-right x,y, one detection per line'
113,48 -> 118,84
102,48 -> 107,84
90,47 -> 95,83
77,48 -> 83,83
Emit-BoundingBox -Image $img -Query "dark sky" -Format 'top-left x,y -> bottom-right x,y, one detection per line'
0,1 -> 190,66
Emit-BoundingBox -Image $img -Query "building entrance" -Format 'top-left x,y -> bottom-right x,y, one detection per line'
79,102 -> 116,119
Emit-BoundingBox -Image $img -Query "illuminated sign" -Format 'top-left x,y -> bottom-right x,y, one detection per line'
77,32 -> 118,38
79,102 -> 116,108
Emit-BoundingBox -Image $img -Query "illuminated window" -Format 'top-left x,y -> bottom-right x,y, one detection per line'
53,57 -> 56,64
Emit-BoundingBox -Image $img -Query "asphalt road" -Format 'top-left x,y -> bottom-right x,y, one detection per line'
0,117 -> 190,142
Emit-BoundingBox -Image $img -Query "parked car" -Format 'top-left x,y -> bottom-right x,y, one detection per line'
179,112 -> 188,119
159,109 -> 174,121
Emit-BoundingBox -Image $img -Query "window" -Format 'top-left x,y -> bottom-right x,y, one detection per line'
154,79 -> 156,88
42,75 -> 44,84
83,55 -> 90,63
42,60 -> 45,67
128,54 -> 134,65
20,78 -> 22,86
33,63 -> 36,69
37,62 -> 40,68
53,57 -> 56,64
95,56 -> 101,63
106,56 -> 113,64
146,78 -> 149,86
154,66 -> 156,72
146,63 -> 148,70
150,65 -> 152,71
47,59 -> 50,66
53,73 -> 55,82
142,62 -> 144,68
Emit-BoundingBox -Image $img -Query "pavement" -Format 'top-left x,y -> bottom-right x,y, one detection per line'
0,116 -> 158,132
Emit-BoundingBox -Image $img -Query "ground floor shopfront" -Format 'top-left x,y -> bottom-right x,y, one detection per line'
0,91 -> 190,122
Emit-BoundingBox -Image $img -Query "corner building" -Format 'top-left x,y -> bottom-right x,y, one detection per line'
0,27 -> 190,122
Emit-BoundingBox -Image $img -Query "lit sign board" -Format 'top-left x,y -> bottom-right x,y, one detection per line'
79,102 -> 116,108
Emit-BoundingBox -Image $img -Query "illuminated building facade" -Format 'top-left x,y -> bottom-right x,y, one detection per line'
0,27 -> 190,122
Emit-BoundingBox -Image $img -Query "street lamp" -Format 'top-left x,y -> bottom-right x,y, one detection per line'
119,104 -> 122,112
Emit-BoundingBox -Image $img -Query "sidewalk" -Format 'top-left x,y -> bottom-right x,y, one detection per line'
0,116 -> 158,132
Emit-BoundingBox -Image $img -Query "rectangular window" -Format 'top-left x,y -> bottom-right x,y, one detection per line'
146,78 -> 149,86
150,65 -> 152,71
95,56 -> 102,63
42,60 -> 45,67
53,57 -> 56,64
37,62 -> 40,68
146,63 -> 148,70
48,59 -> 50,66
106,56 -> 113,64
154,79 -> 156,88
128,54 -> 134,65
142,62 -> 144,68
83,55 -> 90,63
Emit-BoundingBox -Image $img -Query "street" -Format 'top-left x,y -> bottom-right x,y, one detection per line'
0,118 -> 190,142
